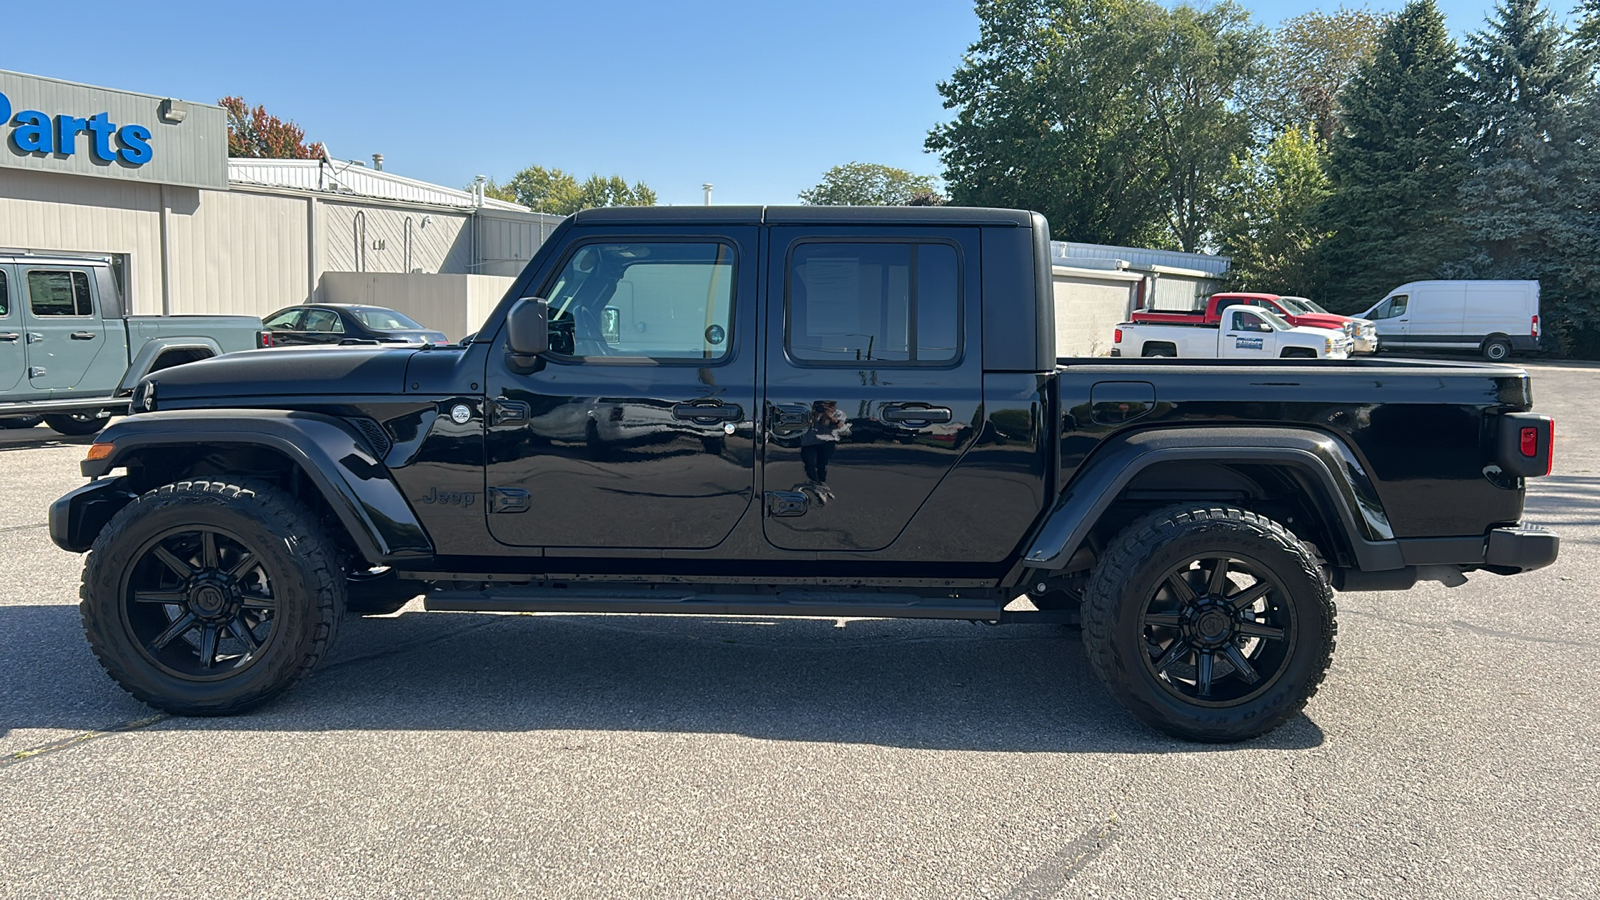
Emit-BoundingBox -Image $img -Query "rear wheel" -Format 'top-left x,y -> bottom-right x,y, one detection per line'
45,411 -> 109,436
1141,343 -> 1176,358
80,480 -> 344,715
1482,336 -> 1512,361
1081,505 -> 1336,742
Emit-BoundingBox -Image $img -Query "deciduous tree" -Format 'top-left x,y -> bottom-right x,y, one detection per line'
798,162 -> 943,205
220,96 -> 323,159
1218,126 -> 1332,296
1251,7 -> 1390,142
490,165 -> 656,215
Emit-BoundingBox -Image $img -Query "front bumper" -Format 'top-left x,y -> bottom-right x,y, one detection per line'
49,478 -> 138,554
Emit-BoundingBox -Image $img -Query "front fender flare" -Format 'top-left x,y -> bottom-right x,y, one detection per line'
76,409 -> 433,564
1025,427 -> 1403,572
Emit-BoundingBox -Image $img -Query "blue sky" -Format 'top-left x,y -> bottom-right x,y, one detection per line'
1,1 -> 1572,206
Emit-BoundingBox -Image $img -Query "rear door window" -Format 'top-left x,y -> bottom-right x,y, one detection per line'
302,309 -> 345,333
0,269 -> 8,317
26,270 -> 94,316
785,242 -> 960,365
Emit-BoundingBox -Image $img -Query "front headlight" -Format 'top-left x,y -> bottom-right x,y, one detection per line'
1324,337 -> 1336,353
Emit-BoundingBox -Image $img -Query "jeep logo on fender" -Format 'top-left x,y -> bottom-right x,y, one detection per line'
0,91 -> 153,165
417,487 -> 476,507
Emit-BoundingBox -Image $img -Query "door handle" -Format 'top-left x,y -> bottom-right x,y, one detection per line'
881,404 -> 953,425
672,402 -> 742,423
71,331 -> 98,340
0,333 -> 18,342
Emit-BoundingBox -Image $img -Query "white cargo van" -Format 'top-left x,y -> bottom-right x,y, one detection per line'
1359,280 -> 1540,361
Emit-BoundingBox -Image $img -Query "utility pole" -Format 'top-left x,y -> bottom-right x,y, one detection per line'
702,183 -> 713,206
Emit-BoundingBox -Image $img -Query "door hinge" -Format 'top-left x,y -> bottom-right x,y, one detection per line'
488,487 -> 530,514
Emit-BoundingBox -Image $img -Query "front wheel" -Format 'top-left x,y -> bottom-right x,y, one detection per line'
45,411 -> 111,436
80,480 -> 345,715
1081,505 -> 1336,742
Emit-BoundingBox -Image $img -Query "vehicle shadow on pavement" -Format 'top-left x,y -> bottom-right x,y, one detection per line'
0,604 -> 1326,754
0,428 -> 98,451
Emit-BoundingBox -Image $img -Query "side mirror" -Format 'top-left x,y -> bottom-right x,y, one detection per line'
506,297 -> 550,356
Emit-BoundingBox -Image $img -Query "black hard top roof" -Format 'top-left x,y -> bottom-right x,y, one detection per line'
569,205 -> 1036,227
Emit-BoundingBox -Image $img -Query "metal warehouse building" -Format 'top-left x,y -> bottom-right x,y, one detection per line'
0,70 -> 562,340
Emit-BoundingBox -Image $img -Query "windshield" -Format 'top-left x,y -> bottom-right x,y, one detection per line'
352,308 -> 424,330
1282,296 -> 1330,315
1254,308 -> 1291,330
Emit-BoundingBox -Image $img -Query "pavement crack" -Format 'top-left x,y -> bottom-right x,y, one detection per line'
0,714 -> 169,771
1003,811 -> 1118,899
0,522 -> 47,533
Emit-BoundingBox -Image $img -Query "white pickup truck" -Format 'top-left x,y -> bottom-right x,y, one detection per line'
1111,305 -> 1354,360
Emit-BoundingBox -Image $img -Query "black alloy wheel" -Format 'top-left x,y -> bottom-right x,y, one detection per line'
81,480 -> 344,715
120,525 -> 279,678
1081,505 -> 1336,742
1138,555 -> 1294,706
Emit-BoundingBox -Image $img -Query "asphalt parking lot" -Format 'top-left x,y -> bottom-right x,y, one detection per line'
2,362 -> 1597,899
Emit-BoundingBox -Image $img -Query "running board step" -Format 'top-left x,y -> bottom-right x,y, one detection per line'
424,585 -> 1009,620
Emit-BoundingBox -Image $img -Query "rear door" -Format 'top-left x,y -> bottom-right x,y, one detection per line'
1221,309 -> 1277,358
761,226 -> 982,552
0,266 -> 23,394
20,265 -> 109,392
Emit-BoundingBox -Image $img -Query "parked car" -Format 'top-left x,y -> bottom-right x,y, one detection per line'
1114,305 -> 1353,359
0,253 -> 265,435
53,206 -> 1558,743
261,304 -> 449,346
1130,292 -> 1378,354
1358,280 -> 1540,361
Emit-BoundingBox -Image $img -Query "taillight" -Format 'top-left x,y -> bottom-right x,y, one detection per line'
1531,315 -> 1540,338
1547,420 -> 1555,475
256,330 -> 273,348
1520,427 -> 1538,457
1114,328 -> 1123,344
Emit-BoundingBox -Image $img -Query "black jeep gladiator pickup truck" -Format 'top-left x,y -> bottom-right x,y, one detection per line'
50,206 -> 1558,741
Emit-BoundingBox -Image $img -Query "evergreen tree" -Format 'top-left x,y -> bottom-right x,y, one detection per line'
1318,0 -> 1470,311
1455,0 -> 1600,350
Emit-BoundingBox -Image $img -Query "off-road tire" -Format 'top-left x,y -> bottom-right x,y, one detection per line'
1081,505 -> 1336,742
45,411 -> 109,436
80,480 -> 344,715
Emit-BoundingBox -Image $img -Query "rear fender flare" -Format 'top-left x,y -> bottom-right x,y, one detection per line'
1025,427 -> 1402,572
79,409 -> 433,564
117,337 -> 226,392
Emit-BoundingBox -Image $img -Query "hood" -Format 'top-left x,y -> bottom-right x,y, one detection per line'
1286,312 -> 1351,330
144,345 -> 419,402
1286,324 -> 1352,341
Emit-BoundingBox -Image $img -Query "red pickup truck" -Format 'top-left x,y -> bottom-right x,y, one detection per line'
1131,292 -> 1378,354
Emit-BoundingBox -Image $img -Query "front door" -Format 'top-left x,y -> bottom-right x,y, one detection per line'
1222,309 -> 1277,358
761,227 -> 983,553
0,267 -> 24,394
20,265 -> 108,392
484,230 -> 759,549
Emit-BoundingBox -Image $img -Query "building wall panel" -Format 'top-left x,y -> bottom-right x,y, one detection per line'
166,188 -> 310,316
0,169 -> 164,312
321,203 -> 472,276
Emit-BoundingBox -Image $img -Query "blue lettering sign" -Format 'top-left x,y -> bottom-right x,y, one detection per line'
1235,337 -> 1264,351
1,90 -> 153,166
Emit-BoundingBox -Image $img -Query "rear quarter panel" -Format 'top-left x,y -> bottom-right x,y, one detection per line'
127,316 -> 263,354
1056,360 -> 1531,538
